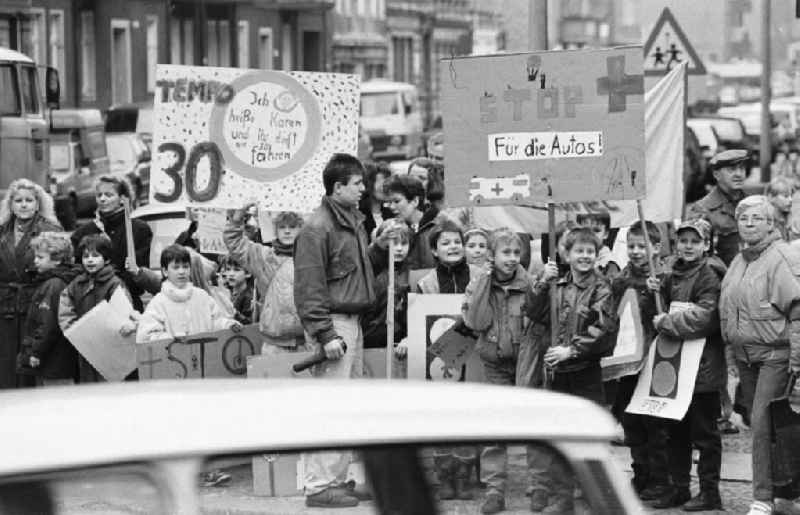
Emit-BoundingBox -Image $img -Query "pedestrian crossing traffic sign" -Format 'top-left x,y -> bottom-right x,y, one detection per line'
643,8 -> 706,76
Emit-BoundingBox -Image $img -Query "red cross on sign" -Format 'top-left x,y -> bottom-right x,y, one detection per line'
596,55 -> 644,113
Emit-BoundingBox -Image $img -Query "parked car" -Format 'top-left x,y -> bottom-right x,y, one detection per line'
47,109 -> 110,219
685,125 -> 711,203
130,202 -> 188,269
106,132 -> 150,205
360,80 -> 424,161
105,101 -> 154,150
689,116 -> 755,170
0,380 -> 642,514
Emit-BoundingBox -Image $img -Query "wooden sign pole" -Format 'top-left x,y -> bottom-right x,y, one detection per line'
636,200 -> 664,314
123,197 -> 135,267
386,239 -> 395,380
547,204 -> 559,346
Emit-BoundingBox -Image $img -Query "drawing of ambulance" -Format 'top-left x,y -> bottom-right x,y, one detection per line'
469,174 -> 531,204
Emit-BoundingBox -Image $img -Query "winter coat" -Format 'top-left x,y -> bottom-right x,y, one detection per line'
231,281 -> 255,325
293,196 -> 384,345
58,264 -> 126,383
687,187 -> 744,266
0,214 -> 62,388
359,198 -> 394,243
721,235 -> 800,360
362,262 -> 411,348
136,282 -> 235,342
416,260 -> 479,294
526,269 -> 617,373
223,219 -> 303,343
406,206 -> 439,271
462,265 -> 536,364
656,256 -> 726,392
17,264 -> 80,380
71,209 -> 152,311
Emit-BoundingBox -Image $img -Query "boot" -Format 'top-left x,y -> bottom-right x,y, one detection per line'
639,483 -> 672,501
651,486 -> 691,509
434,455 -> 455,500
543,493 -> 574,514
682,489 -> 722,511
530,489 -> 549,512
630,464 -> 649,494
453,461 -> 474,500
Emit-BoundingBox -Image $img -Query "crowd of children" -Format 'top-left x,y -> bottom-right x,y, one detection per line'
13,159 -> 800,513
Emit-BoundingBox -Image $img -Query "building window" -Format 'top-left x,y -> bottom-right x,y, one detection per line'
110,19 -> 133,104
48,10 -> 65,96
206,19 -> 231,66
20,9 -> 46,67
182,19 -> 194,64
80,11 -> 96,101
258,27 -> 273,70
237,20 -> 249,68
0,18 -> 11,48
392,36 -> 413,82
281,24 -> 292,70
146,16 -> 158,92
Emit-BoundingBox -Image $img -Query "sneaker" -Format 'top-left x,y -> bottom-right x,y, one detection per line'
305,487 -> 360,508
682,490 -> 722,511
200,470 -> 231,487
747,501 -> 774,515
481,493 -> 505,514
639,483 -> 672,501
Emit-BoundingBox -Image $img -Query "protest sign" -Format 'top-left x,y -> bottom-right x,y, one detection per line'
407,294 -> 485,382
246,351 -> 315,379
441,47 -> 645,206
137,324 -> 261,379
626,302 -> 705,420
151,65 -> 359,212
191,206 -> 228,254
469,61 -> 686,232
601,288 -> 647,381
64,288 -> 138,382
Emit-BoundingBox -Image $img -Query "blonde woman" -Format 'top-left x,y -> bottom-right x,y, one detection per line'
0,179 -> 62,389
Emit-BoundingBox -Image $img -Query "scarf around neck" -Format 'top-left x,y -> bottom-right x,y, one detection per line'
741,231 -> 782,263
161,281 -> 194,303
272,239 -> 294,256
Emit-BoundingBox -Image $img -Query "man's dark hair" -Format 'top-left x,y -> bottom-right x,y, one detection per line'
576,212 -> 611,231
427,217 -> 464,251
385,174 -> 425,204
628,220 -> 662,245
96,175 -> 132,199
425,162 -> 445,203
322,153 -> 365,196
363,161 -> 392,198
160,244 -> 191,269
77,234 -> 114,262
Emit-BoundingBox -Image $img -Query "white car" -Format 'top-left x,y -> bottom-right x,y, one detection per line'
0,380 -> 642,514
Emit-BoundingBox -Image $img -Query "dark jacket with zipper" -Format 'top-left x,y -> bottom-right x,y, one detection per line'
526,269 -> 617,373
415,259 -> 478,294
655,256 -> 726,392
406,206 -> 439,271
293,196 -> 385,345
17,264 -> 81,379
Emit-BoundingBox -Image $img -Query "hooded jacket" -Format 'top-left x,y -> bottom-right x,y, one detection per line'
17,264 -> 81,379
656,256 -> 726,392
406,206 -> 440,270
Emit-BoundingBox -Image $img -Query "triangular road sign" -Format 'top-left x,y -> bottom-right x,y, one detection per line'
643,7 -> 706,76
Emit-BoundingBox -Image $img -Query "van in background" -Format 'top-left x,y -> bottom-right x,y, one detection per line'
360,80 -> 423,161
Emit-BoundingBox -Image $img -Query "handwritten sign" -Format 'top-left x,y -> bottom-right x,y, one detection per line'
626,302 -> 705,420
137,324 -> 261,379
151,65 -> 359,212
442,47 -> 645,205
192,206 -> 228,254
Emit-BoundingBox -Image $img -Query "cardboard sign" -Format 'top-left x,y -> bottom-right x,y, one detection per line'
246,351 -> 315,379
626,302 -> 705,420
441,47 -> 645,206
137,324 -> 261,379
191,206 -> 228,254
601,288 -> 648,381
64,288 -> 138,382
406,294 -> 485,382
151,65 -> 359,212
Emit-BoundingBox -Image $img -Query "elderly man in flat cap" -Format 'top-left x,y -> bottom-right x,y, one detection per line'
687,149 -> 750,266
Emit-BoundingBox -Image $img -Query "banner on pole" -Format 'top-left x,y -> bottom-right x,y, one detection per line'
441,47 -> 645,206
151,65 -> 359,212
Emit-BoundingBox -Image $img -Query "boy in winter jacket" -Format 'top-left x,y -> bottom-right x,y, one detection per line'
223,206 -> 308,353
610,221 -> 671,500
647,218 -> 726,511
17,233 -> 80,385
58,234 -> 135,383
525,226 -> 617,513
136,245 -> 238,342
219,254 -> 255,325
461,228 -> 539,514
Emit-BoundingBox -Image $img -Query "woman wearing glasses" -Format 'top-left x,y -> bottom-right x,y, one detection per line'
720,195 -> 800,515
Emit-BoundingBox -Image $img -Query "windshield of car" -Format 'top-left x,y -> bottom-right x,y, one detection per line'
85,129 -> 107,158
688,121 -> 717,148
710,119 -> 744,141
106,135 -> 136,165
361,92 -> 400,117
49,142 -> 71,171
0,64 -> 21,116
